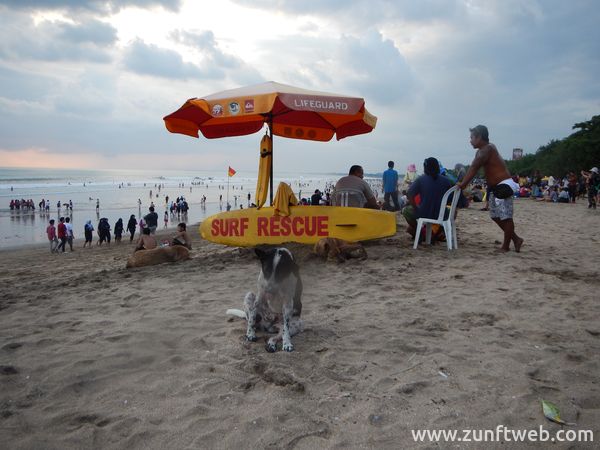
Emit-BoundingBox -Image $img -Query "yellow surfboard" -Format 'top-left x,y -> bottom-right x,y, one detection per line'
199,206 -> 396,247
255,134 -> 272,208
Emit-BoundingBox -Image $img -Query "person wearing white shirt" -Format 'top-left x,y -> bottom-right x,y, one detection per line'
65,217 -> 74,251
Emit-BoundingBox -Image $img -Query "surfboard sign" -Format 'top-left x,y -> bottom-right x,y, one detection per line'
199,206 -> 396,247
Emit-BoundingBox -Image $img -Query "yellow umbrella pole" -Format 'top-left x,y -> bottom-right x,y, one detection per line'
268,116 -> 274,206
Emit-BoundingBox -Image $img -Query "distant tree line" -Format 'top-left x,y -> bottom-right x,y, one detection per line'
505,115 -> 600,176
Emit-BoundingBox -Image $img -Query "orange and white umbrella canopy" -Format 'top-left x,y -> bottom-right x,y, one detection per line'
163,81 -> 377,141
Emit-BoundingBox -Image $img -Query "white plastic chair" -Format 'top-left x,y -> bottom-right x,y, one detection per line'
331,188 -> 367,207
412,185 -> 461,250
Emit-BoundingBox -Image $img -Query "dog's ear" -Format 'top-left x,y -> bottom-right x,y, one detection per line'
255,247 -> 266,260
274,249 -> 300,281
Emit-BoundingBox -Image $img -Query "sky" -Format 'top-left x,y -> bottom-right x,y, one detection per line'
0,0 -> 599,175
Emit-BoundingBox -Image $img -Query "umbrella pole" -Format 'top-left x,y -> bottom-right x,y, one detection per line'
268,117 -> 274,206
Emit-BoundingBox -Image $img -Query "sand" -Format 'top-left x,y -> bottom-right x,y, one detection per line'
1,200 -> 599,449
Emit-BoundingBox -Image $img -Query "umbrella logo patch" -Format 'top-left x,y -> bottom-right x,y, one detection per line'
228,102 -> 240,115
244,99 -> 254,113
212,104 -> 224,116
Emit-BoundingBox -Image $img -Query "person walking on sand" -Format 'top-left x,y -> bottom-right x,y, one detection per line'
457,125 -> 523,252
97,217 -> 111,246
46,219 -> 58,253
127,214 -> 137,242
65,217 -> 74,251
83,220 -> 94,248
56,217 -> 67,252
581,167 -> 600,209
144,206 -> 158,234
114,218 -> 124,243
164,210 -> 169,228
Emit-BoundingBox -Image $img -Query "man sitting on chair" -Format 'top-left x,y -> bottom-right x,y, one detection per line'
402,157 -> 453,238
333,165 -> 379,209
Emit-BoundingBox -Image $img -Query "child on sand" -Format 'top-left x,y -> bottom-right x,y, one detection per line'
46,219 -> 58,253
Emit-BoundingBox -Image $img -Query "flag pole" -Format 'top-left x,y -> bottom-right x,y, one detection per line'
227,167 -> 230,210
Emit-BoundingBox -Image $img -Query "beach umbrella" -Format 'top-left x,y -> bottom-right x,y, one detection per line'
163,81 -> 377,204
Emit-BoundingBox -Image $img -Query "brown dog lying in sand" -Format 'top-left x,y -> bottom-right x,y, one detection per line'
313,237 -> 367,262
125,246 -> 190,268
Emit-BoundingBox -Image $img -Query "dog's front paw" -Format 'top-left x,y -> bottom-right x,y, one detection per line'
282,342 -> 294,352
245,334 -> 257,342
265,342 -> 277,353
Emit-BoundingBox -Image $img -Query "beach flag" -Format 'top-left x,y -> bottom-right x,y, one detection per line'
228,166 -> 236,177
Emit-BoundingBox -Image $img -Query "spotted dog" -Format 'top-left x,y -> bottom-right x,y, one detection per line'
227,247 -> 303,352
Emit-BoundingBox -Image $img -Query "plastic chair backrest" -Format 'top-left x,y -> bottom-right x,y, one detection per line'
436,185 -> 461,222
332,188 -> 367,207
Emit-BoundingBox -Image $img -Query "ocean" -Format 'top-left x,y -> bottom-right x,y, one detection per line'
0,167 -> 346,249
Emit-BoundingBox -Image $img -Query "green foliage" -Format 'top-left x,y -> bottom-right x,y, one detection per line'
505,115 -> 600,176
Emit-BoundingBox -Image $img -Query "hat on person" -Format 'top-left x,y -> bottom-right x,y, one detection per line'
591,167 -> 599,174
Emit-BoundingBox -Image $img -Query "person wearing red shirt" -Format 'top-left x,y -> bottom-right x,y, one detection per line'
46,219 -> 58,253
56,217 -> 67,253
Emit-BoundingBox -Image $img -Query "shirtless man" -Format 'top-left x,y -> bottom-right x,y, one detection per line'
134,227 -> 157,252
171,222 -> 192,250
457,125 -> 524,252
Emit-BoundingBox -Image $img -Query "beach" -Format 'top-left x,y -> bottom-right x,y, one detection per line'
0,168 -> 340,249
1,199 -> 599,449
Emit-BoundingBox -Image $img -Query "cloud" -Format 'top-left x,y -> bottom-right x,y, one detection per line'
52,69 -> 117,116
0,11 -> 116,62
170,29 -> 263,85
122,39 -> 220,79
0,0 -> 182,15
252,30 -> 414,105
336,31 -> 415,105
0,0 -> 599,174
230,0 -> 466,29
0,66 -> 56,102
58,19 -> 117,46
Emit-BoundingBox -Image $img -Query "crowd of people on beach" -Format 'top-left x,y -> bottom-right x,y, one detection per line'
303,125 -> 598,252
509,169 -> 600,209
9,199 -> 36,211
44,202 -> 193,254
27,125 -> 599,256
